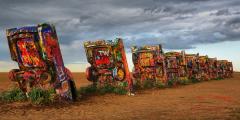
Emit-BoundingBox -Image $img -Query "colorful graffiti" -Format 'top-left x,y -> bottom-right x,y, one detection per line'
226,62 -> 233,77
198,56 -> 210,80
185,54 -> 201,80
165,51 -> 188,82
4,23 -> 234,99
132,45 -> 167,85
208,58 -> 218,80
6,23 -> 77,100
84,38 -> 133,92
131,44 -> 233,86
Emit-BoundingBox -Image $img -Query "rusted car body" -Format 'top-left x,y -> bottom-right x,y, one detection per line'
198,56 -> 210,80
131,45 -> 167,85
208,58 -> 218,79
84,38 -> 132,91
165,51 -> 188,83
217,60 -> 231,78
226,62 -> 233,77
6,23 -> 77,100
185,54 -> 200,80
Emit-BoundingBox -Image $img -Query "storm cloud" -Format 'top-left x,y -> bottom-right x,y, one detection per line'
0,0 -> 240,64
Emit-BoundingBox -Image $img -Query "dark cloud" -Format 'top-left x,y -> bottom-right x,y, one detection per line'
226,17 -> 240,27
0,0 -> 240,64
215,9 -> 231,16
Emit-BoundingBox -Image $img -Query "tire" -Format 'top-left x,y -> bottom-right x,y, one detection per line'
69,80 -> 77,101
86,67 -> 91,81
86,67 -> 98,82
39,72 -> 51,89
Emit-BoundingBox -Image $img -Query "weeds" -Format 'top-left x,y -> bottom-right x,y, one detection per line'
133,80 -> 142,90
190,77 -> 200,83
215,77 -> 223,80
78,84 -> 128,96
78,84 -> 97,95
178,79 -> 190,85
0,87 -> 27,102
0,87 -> 56,105
154,81 -> 166,89
143,80 -> 154,89
167,79 -> 177,87
28,88 -> 56,105
113,87 -> 128,95
133,79 -> 155,89
99,84 -> 115,94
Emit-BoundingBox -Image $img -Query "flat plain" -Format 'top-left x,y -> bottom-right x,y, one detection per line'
0,72 -> 240,120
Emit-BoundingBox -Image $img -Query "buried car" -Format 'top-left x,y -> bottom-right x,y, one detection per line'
198,56 -> 210,80
6,23 -> 77,100
185,53 -> 201,80
217,60 -> 231,78
226,62 -> 233,78
165,51 -> 188,84
84,38 -> 133,92
131,45 -> 167,86
208,58 -> 218,80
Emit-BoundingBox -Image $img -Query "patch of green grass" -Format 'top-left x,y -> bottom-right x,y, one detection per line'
143,80 -> 154,89
190,77 -> 200,83
117,81 -> 128,87
78,84 -> 128,96
78,84 -> 97,95
154,81 -> 166,89
133,80 -> 142,90
178,79 -> 191,85
113,87 -> 128,95
0,88 -> 27,102
215,77 -> 223,80
99,84 -> 128,95
99,84 -> 115,95
167,79 -> 177,87
28,88 -> 56,105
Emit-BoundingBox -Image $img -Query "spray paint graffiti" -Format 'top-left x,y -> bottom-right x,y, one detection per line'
165,51 -> 188,83
131,44 -> 233,86
185,54 -> 201,80
84,38 -> 133,92
131,45 -> 167,86
6,23 -> 77,100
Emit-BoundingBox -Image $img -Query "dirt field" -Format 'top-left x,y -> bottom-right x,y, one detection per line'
0,72 -> 240,120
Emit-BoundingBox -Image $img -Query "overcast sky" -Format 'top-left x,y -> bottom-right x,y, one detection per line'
0,0 -> 239,72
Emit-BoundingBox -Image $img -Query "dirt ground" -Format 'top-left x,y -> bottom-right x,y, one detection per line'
0,72 -> 240,120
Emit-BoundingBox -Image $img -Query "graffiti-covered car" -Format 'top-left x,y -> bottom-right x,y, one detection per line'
198,56 -> 210,80
6,23 -> 77,100
131,45 -> 167,86
185,53 -> 200,80
217,60 -> 229,78
208,58 -> 218,79
165,51 -> 188,84
84,38 -> 133,92
226,62 -> 233,78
